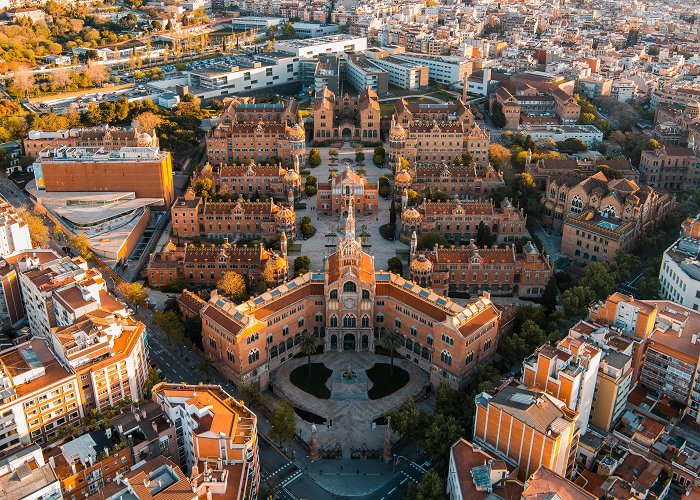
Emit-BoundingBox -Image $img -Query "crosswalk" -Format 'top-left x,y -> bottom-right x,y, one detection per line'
260,462 -> 302,500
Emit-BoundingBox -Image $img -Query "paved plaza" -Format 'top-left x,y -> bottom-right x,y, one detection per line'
271,351 -> 428,456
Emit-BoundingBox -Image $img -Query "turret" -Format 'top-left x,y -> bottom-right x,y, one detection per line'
280,231 -> 287,259
288,189 -> 294,207
402,188 -> 409,210
410,230 -> 417,259
294,155 -> 300,173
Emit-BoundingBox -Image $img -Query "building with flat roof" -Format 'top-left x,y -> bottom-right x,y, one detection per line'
0,201 -> 31,259
473,381 -> 580,481
346,54 -> 389,94
517,124 -> 603,146
395,52 -> 472,87
522,466 -> 596,500
152,383 -> 259,499
660,213 -> 700,308
275,34 -> 367,58
639,146 -> 700,191
0,443 -> 60,500
31,146 -> 174,207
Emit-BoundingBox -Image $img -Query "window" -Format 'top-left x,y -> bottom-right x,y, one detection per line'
330,290 -> 338,299
330,315 -> 338,327
395,318 -> 401,328
376,313 -> 384,323
571,195 -> 583,214
248,349 -> 260,364
410,326 -> 417,337
361,315 -> 370,328
343,282 -> 357,293
440,350 -> 452,366
362,290 -> 370,300
227,350 -> 234,363
343,315 -> 356,328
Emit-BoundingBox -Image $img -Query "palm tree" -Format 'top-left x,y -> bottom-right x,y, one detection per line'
299,330 -> 317,376
381,328 -> 404,375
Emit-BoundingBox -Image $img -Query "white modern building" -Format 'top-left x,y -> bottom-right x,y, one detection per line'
292,22 -> 339,38
346,54 -> 388,94
365,55 -> 427,90
395,52 -> 472,87
230,16 -> 286,30
275,34 -> 367,58
187,53 -> 300,99
517,124 -> 604,147
0,201 -> 32,258
660,214 -> 700,310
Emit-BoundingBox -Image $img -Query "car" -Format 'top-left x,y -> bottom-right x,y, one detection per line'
149,359 -> 157,368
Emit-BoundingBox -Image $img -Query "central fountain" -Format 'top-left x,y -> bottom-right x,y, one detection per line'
341,364 -> 357,382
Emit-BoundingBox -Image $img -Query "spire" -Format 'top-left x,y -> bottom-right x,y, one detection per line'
345,197 -> 356,240
294,155 -> 300,173
410,231 -> 417,259
280,231 -> 287,259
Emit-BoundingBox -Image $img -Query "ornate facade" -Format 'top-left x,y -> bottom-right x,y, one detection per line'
147,236 -> 289,291
171,189 -> 296,242
388,99 -> 490,170
206,98 -> 306,166
195,159 -> 302,201
541,171 -> 674,233
652,100 -> 700,147
199,204 -> 503,389
312,87 -> 381,143
400,198 -> 527,244
316,165 -> 379,216
409,238 -> 552,298
393,162 -> 504,202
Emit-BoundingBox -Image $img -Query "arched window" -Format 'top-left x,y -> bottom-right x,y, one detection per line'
278,341 -> 286,353
406,338 -> 413,350
294,333 -> 301,345
287,338 -> 294,349
361,315 -> 370,328
440,350 -> 452,366
362,290 -> 370,300
248,349 -> 259,364
343,281 -> 357,293
270,346 -> 278,358
330,290 -> 338,299
571,195 -> 583,214
330,315 -> 338,327
267,334 -> 273,345
603,204 -> 616,217
410,326 -> 417,337
343,315 -> 356,328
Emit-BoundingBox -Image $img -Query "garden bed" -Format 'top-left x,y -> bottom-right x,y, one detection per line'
289,363 -> 332,399
366,363 -> 409,400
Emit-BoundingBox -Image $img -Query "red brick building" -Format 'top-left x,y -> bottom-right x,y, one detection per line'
317,166 -> 379,216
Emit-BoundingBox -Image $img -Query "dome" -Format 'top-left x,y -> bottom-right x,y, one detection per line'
136,132 -> 153,147
284,169 -> 300,182
688,100 -> 700,109
275,207 -> 295,223
286,124 -> 306,141
410,255 -> 433,274
394,168 -> 412,185
389,124 -> 407,139
266,253 -> 288,272
402,207 -> 421,223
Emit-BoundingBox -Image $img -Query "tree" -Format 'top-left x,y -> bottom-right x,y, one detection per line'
86,61 -> 109,86
423,413 -> 461,475
117,282 -> 148,311
556,137 -> 588,152
16,208 -> 49,247
379,184 -> 390,197
269,402 -> 296,447
406,470 -> 443,500
49,68 -> 71,91
476,221 -> 494,246
561,286 -> 596,317
580,262 -> 616,300
381,328 -> 403,374
541,276 -> 558,313
85,101 -> 102,126
373,154 -> 384,166
406,189 -> 422,206
294,256 -> 311,276
417,232 -> 448,251
134,111 -> 162,132
193,177 -> 215,199
300,216 -> 315,237
488,143 -> 511,172
387,398 -> 428,441
13,67 -> 35,99
67,232 -> 93,260
217,271 -> 247,302
299,330 -> 317,375
144,367 -> 162,397
308,148 -> 321,166
491,101 -> 506,128
155,310 -> 186,354
636,276 -> 659,298
388,256 -> 403,275
611,252 -> 641,283
355,151 -> 365,163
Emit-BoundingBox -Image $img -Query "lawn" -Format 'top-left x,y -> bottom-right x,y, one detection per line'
366,363 -> 409,400
289,363 -> 332,399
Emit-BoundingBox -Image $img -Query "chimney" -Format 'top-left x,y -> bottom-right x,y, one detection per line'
141,409 -> 147,419
152,420 -> 158,433
206,486 -> 212,500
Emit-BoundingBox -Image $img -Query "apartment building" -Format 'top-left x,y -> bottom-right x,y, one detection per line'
199,209 -> 502,390
153,383 -> 259,499
400,198 -> 527,244
170,190 -> 296,242
316,166 -> 379,216
0,338 -> 82,449
100,455 -> 196,499
53,312 -> 149,413
639,146 -> 700,191
23,123 -> 158,159
409,239 -> 552,299
568,320 -> 634,432
111,400 -> 179,464
395,52 -> 472,87
205,98 -> 306,167
0,201 -> 31,258
0,443 -> 61,500
46,430 -> 133,498
32,146 -> 174,207
660,214 -> 700,308
522,335 -> 601,435
473,381 -> 580,481
446,438 -> 523,500
522,466 -> 596,500
147,239 -> 288,291
388,98 -> 490,170
312,87 -> 381,143
364,52 -> 429,91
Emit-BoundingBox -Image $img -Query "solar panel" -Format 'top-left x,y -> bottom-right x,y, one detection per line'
216,299 -> 225,307
234,312 -> 244,320
403,282 -> 413,289
253,297 -> 264,305
437,298 -> 447,305
270,289 -> 281,296
470,465 -> 492,491
20,349 -> 42,368
375,273 -> 390,281
419,290 -> 430,297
